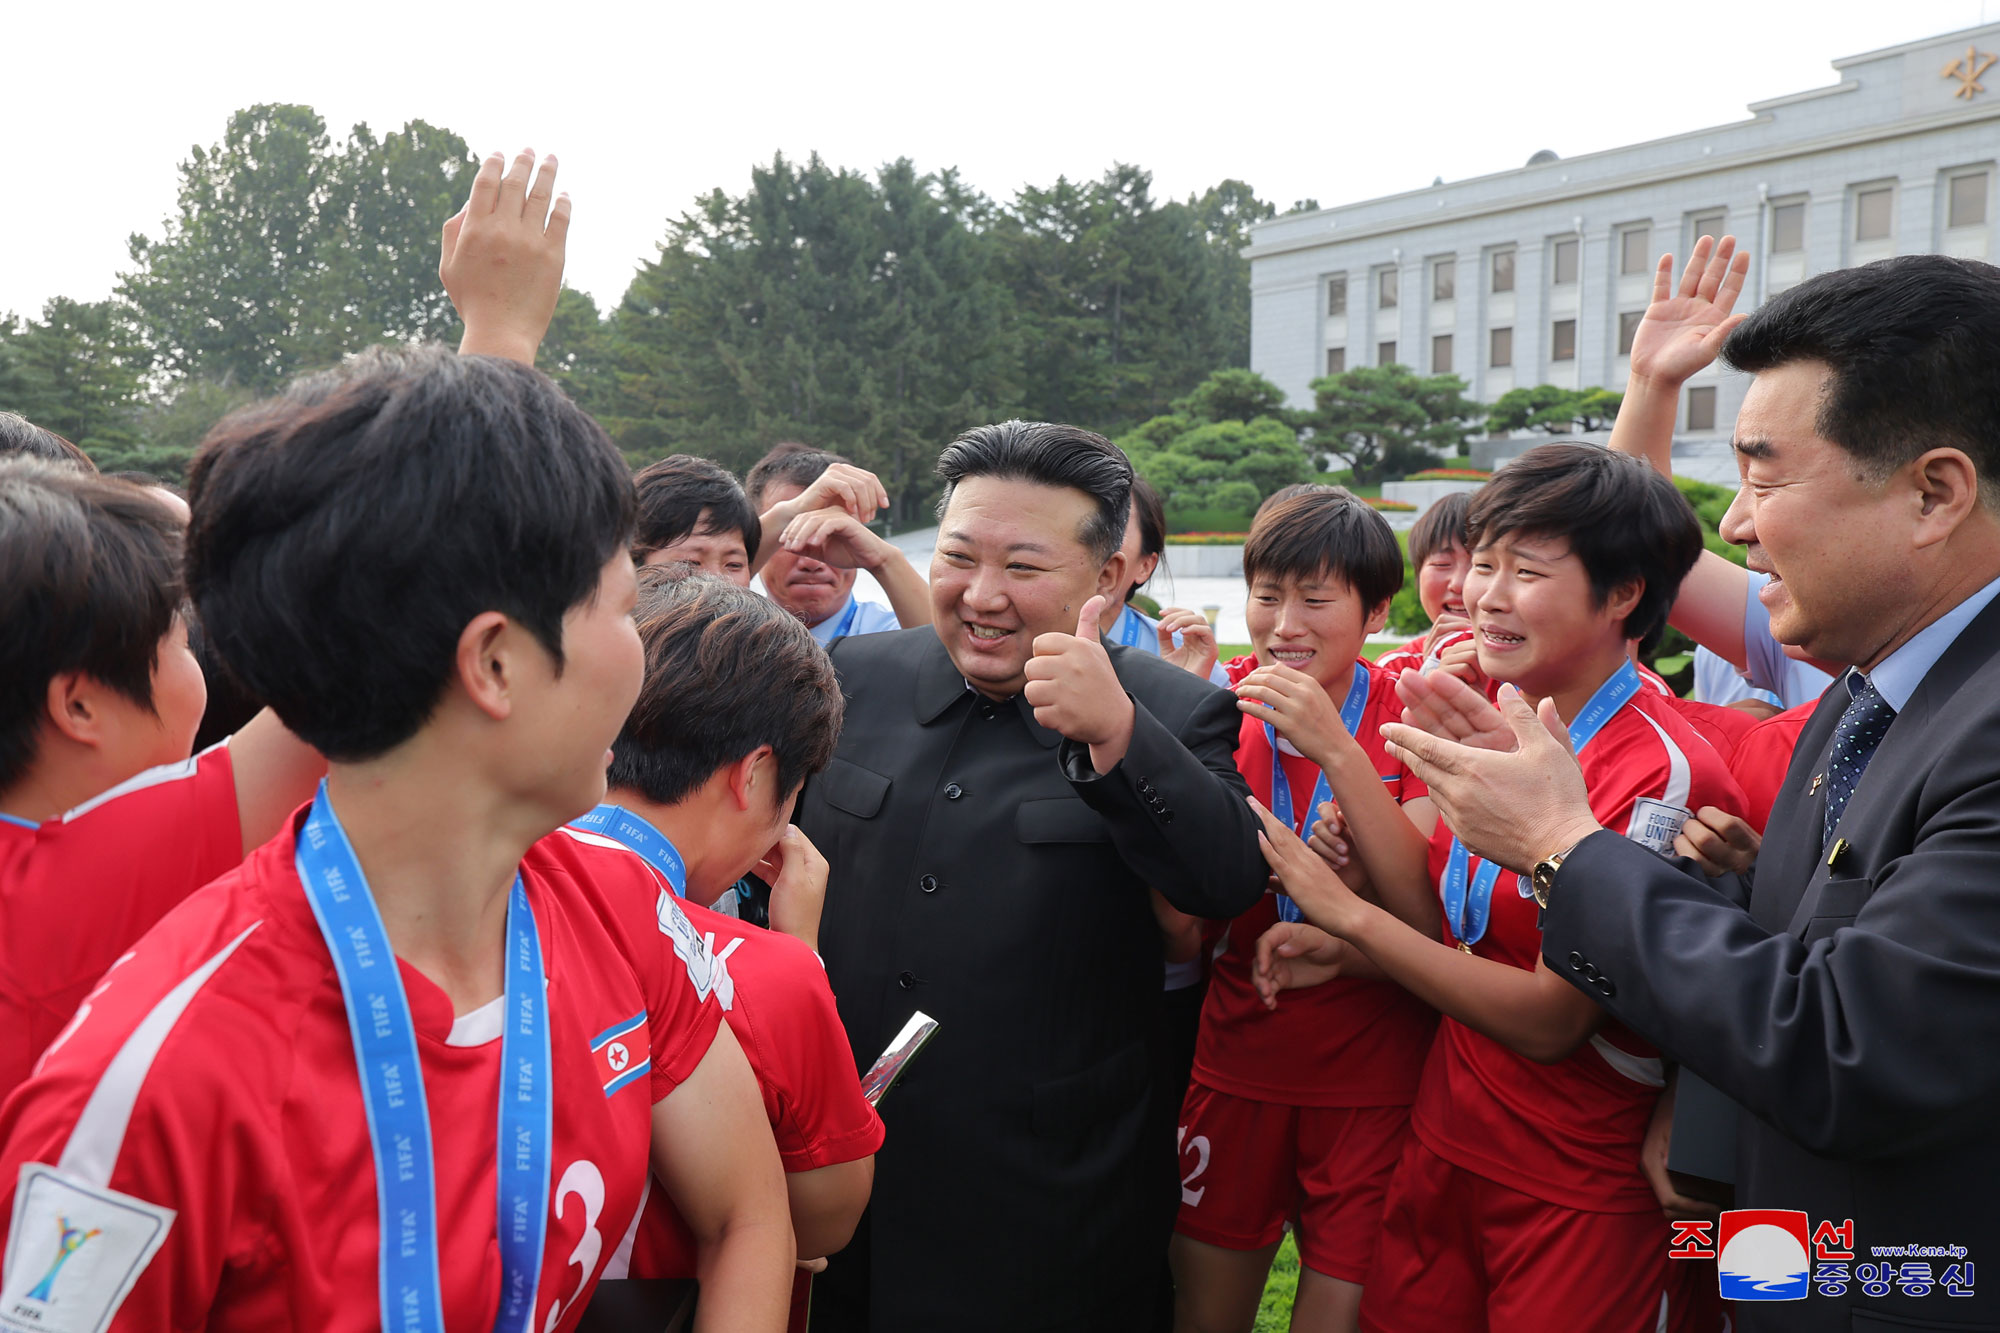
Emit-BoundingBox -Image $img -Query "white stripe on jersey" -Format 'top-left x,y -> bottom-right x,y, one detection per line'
57,923 -> 262,1187
1628,706 -> 1693,811
601,1172 -> 651,1281
1588,1033 -> 1666,1088
59,739 -> 229,824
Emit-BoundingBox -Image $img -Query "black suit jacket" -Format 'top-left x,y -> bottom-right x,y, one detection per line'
796,628 -> 1264,1331
1543,593 -> 2000,1331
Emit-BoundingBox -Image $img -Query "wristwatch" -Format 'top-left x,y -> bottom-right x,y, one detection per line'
1529,839 -> 1585,909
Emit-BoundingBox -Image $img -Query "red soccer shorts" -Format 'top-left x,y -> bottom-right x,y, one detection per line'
1358,1134 -> 1721,1332
1173,1080 -> 1411,1283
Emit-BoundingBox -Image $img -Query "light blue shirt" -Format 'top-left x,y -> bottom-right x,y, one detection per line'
1853,572 -> 2000,712
1740,571 -> 1838,707
1693,645 -> 1780,708
809,593 -> 902,645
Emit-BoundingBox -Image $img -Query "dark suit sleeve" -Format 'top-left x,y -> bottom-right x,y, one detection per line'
1543,798 -> 2000,1160
1057,686 -> 1265,919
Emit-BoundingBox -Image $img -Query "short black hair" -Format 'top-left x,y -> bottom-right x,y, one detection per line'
1242,487 -> 1403,611
1125,477 -> 1167,602
936,421 -> 1132,564
609,569 -> 844,806
185,346 -> 634,762
0,459 -> 184,791
0,412 -> 93,471
1468,443 -> 1700,654
1408,491 -> 1472,569
1723,255 -> 2000,505
633,455 -> 760,564
744,444 -> 852,509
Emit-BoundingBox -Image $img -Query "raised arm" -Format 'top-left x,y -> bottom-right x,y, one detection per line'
749,465 -> 889,577
1606,236 -> 1756,666
439,149 -> 570,366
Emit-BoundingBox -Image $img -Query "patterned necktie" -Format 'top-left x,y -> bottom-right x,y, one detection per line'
1822,676 -> 1895,848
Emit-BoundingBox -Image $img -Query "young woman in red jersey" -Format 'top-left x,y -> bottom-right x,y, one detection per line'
1170,487 -> 1437,1333
1252,445 -> 1745,1333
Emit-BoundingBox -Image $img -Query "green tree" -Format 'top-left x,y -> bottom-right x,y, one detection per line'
1172,367 -> 1288,425
0,298 -> 147,454
1118,410 -> 1310,531
120,105 -> 477,393
1484,384 -> 1624,436
1301,365 -> 1481,484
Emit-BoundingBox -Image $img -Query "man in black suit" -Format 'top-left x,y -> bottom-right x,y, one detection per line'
796,421 -> 1266,1331
1379,254 -> 2000,1331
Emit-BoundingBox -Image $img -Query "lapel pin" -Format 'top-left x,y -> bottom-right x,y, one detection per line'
1809,773 -> 1825,795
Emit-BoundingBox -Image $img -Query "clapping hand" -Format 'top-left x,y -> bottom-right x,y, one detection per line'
1154,607 -> 1219,681
1026,595 -> 1137,771
1392,666 -> 1518,753
1628,234 -> 1750,390
441,148 -> 570,366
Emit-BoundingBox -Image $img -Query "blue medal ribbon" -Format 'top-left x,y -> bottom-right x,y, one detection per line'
1440,660 -> 1642,948
569,804 -> 688,898
1115,603 -> 1150,648
295,781 -> 551,1333
1266,663 -> 1371,924
822,595 -> 861,641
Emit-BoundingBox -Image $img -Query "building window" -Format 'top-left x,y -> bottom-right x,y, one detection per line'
1771,201 -> 1805,253
1432,334 -> 1453,374
1691,209 -> 1727,245
1491,249 -> 1515,293
1551,319 -> 1577,361
1432,258 -> 1456,302
1378,340 -> 1398,366
1855,187 -> 1894,242
1490,327 -> 1513,367
1552,237 -> 1579,285
1327,274 -> 1348,316
1378,268 -> 1399,309
1619,226 -> 1652,275
1618,312 -> 1644,356
1326,347 -> 1346,375
1949,172 -> 1989,228
1687,385 -> 1718,432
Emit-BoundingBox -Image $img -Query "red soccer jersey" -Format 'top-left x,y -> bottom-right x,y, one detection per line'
0,744 -> 243,1102
1194,658 -> 1439,1107
610,892 -> 885,1280
1411,688 -> 1748,1213
0,814 -> 723,1332
1659,694 -> 1760,756
1729,703 -> 1817,834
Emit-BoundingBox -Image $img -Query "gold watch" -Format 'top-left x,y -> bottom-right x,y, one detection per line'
1530,839 -> 1584,910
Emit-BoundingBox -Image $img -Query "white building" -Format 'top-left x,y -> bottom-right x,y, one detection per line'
1247,22 -> 2000,479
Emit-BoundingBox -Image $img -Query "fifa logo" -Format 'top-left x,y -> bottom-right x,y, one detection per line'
27,1215 -> 100,1301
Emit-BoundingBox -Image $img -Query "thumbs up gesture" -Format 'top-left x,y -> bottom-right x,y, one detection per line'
1024,594 -> 1138,771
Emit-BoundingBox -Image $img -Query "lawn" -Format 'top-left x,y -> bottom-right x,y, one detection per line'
1255,1234 -> 1301,1330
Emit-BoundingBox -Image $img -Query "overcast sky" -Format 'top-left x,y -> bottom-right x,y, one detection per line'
9,0 -> 1994,321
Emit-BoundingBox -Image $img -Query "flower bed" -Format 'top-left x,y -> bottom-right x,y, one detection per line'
1402,467 -> 1491,481
1166,532 -> 1249,545
1366,498 -> 1416,512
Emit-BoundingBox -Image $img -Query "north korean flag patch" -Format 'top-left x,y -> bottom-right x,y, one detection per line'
590,1010 -> 651,1098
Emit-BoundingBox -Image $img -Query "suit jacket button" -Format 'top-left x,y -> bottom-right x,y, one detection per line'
1567,952 -> 1585,972
1138,778 -> 1156,795
944,783 -> 964,800
1596,978 -> 1616,997
898,971 -> 917,990
919,874 -> 939,894
1162,810 -> 1175,824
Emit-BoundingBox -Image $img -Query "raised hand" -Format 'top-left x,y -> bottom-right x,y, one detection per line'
1627,234 -> 1750,390
1234,663 -> 1357,769
1249,796 -> 1367,937
751,824 -> 828,953
778,507 -> 893,571
441,148 -> 571,366
766,463 -> 889,527
1024,595 -> 1137,770
1252,920 -> 1357,1008
1154,607 -> 1219,681
1392,666 -> 1518,753
1672,806 -> 1761,878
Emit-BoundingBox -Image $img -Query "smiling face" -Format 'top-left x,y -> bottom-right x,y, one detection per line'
930,475 -> 1120,697
757,480 -> 859,626
1466,532 -> 1638,700
1416,540 -> 1471,624
1722,360 -> 1915,669
1246,571 -> 1389,690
